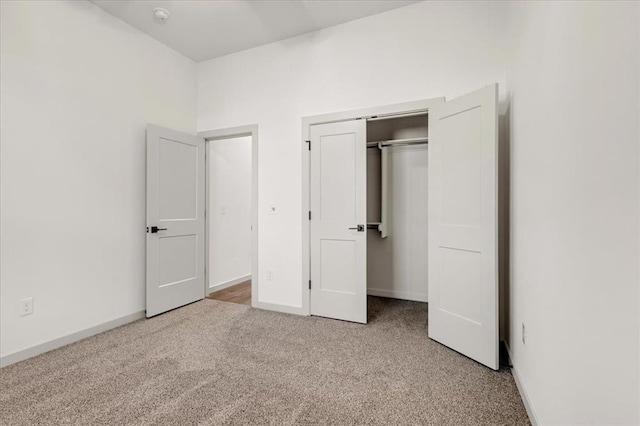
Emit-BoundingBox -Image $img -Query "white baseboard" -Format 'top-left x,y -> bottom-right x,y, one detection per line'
208,274 -> 251,294
367,288 -> 428,303
257,301 -> 306,316
0,310 -> 145,368
505,343 -> 539,426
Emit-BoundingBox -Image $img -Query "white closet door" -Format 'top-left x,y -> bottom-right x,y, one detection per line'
310,120 -> 367,323
428,84 -> 499,369
146,124 -> 205,318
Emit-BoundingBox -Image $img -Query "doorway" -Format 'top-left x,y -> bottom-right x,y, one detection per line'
301,84 -> 500,370
200,125 -> 259,308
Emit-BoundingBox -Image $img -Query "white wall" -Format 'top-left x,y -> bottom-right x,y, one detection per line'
507,1 -> 639,424
0,1 -> 196,360
208,136 -> 252,289
197,0 -> 509,308
2,2 -> 637,422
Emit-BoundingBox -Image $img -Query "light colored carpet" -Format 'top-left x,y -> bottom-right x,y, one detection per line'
0,297 -> 529,425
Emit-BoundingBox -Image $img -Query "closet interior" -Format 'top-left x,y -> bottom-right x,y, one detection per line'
366,113 -> 430,302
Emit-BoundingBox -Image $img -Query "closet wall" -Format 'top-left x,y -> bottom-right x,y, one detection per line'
197,1 -> 508,309
366,116 -> 429,302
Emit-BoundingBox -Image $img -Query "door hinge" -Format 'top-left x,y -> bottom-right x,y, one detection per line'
309,280 -> 311,290
308,211 -> 311,220
306,140 -> 311,150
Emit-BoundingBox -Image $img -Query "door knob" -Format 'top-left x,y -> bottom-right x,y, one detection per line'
348,225 -> 365,232
149,226 -> 167,233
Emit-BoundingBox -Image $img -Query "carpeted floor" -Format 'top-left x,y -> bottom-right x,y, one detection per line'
0,297 -> 529,425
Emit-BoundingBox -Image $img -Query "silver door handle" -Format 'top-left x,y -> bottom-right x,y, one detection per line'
348,225 -> 365,232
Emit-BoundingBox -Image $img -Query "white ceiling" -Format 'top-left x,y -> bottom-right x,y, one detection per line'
92,0 -> 419,62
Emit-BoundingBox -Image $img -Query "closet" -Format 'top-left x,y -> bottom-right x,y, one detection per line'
304,83 -> 499,370
366,114 -> 429,302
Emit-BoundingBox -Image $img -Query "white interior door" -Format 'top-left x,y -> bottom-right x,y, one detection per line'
428,84 -> 499,369
310,120 -> 367,323
146,124 -> 205,317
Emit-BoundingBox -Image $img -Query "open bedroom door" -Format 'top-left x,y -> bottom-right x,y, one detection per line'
146,124 -> 206,317
428,84 -> 499,370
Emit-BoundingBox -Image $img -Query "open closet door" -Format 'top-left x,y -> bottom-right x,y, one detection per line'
428,84 -> 499,369
146,124 -> 205,317
310,120 -> 367,323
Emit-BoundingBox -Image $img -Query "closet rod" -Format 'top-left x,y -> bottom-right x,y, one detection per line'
366,111 -> 428,122
366,137 -> 429,148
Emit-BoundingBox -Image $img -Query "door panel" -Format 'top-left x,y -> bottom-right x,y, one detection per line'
310,120 -> 367,323
320,133 -> 357,223
159,139 -> 198,220
147,124 -> 205,318
158,235 -> 197,286
428,84 -> 499,369
320,239 -> 357,293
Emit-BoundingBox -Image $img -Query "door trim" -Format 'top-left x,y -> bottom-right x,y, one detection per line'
199,124 -> 259,309
301,97 -> 445,316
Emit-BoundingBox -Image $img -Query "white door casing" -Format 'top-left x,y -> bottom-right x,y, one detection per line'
146,124 -> 205,318
428,84 -> 499,369
310,120 -> 367,323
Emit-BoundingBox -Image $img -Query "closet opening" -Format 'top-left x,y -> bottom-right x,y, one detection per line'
303,86 -> 499,368
366,113 -> 429,313
302,99 -> 442,324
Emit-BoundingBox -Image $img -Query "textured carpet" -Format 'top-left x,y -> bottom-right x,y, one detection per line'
0,297 -> 529,425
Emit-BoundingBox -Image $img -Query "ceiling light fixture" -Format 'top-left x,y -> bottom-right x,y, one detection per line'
153,7 -> 170,23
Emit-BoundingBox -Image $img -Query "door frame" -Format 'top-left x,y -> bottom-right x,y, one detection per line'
199,124 -> 259,308
301,98 -> 444,316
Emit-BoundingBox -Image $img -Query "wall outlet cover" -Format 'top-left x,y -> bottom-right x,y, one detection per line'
20,297 -> 34,316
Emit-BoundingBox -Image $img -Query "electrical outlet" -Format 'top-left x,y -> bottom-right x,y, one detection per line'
521,322 -> 526,344
219,205 -> 226,215
20,297 -> 33,316
267,270 -> 273,281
